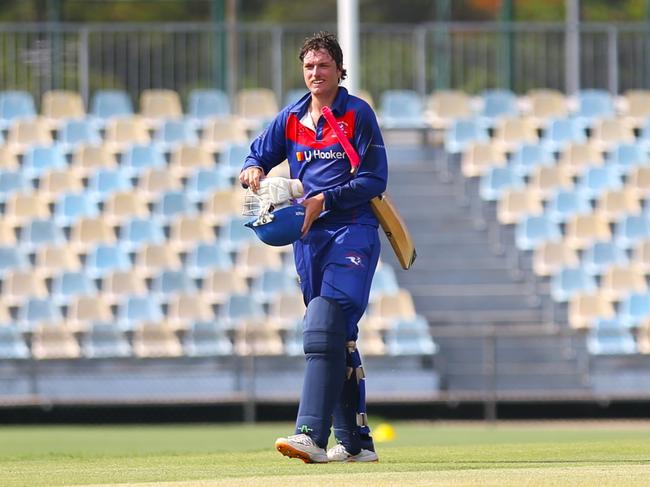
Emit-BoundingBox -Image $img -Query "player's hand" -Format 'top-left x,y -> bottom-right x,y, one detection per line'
239,166 -> 264,192
301,193 -> 325,237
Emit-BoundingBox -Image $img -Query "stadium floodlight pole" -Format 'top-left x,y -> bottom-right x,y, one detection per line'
337,0 -> 359,95
565,0 -> 580,95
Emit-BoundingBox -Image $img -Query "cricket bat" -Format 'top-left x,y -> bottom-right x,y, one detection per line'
321,106 -> 417,270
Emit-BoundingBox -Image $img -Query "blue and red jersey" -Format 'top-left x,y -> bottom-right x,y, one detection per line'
241,87 -> 388,227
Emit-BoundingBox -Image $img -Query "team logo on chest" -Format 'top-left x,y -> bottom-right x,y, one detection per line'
295,148 -> 345,163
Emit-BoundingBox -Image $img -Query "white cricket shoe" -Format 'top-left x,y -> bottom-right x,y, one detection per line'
327,443 -> 379,462
275,434 -> 329,463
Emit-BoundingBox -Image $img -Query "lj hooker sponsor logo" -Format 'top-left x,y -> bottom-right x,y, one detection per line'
296,149 -> 345,163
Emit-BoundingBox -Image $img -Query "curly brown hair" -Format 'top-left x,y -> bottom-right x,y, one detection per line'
299,31 -> 348,81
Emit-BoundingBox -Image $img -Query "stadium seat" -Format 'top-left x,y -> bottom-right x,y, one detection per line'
38,168 -> 85,203
219,215 -> 259,252
521,88 -> 569,126
18,298 -> 63,331
69,217 -> 117,252
201,269 -> 248,305
152,190 -> 197,224
53,192 -> 101,228
185,167 -> 232,202
183,320 -> 233,357
117,295 -> 164,331
103,116 -> 151,153
0,90 -> 36,129
50,270 -> 98,305
0,146 -> 19,171
235,88 -> 279,131
234,323 -> 284,356
200,116 -> 249,154
508,143 -> 555,178
250,268 -> 298,304
424,90 -> 473,129
118,217 -> 166,252
444,118 -> 490,157
168,215 -> 216,251
544,189 -> 592,224
90,89 -> 134,125
140,89 -> 183,124
638,320 -> 650,354
498,188 -> 544,226
6,118 -> 53,154
526,165 -> 574,200
586,318 -> 637,355
153,119 -> 198,152
514,215 -> 562,251
165,294 -> 215,331
187,88 -> 231,124
580,240 -> 629,276
219,141 -> 252,179
101,270 -> 148,305
266,291 -> 306,332
550,267 -> 597,302
617,291 -> 650,328
599,265 -> 648,301
134,243 -> 183,277
150,269 -> 197,298
568,292 -> 616,330
630,239 -> 650,273
283,88 -> 307,108
235,243 -> 283,279
385,316 -> 437,356
0,246 -> 30,277
604,142 -> 649,175
532,241 -> 580,277
120,143 -> 166,177
41,90 -> 86,126
136,167 -> 184,202
218,293 -> 266,331
21,145 -> 67,180
102,190 -> 150,225
594,188 -> 641,222
571,89 -> 615,126
478,88 -> 518,127
132,322 -> 183,358
31,322 -> 81,359
557,142 -> 604,178
19,218 -> 66,251
613,214 -> 650,249
4,192 -> 50,228
184,242 -> 233,278
201,187 -> 244,226
564,214 -> 612,250
0,171 -> 32,203
168,145 -> 215,177
0,324 -> 30,359
460,141 -> 507,179
2,270 -> 48,306
70,145 -> 118,176
66,296 -> 113,333
0,220 -> 17,246
81,322 -> 132,358
35,245 -> 82,278
590,118 -> 636,151
479,166 -> 525,202
85,244 -> 132,279
626,166 -> 650,196
619,89 -> 650,128
378,89 -> 428,130
540,117 -> 587,152
367,289 -> 417,331
492,116 -> 539,152
369,264 -> 400,301
57,119 -> 102,153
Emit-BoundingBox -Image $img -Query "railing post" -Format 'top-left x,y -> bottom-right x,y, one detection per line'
607,25 -> 619,95
272,26 -> 283,107
415,26 -> 427,97
78,27 -> 89,108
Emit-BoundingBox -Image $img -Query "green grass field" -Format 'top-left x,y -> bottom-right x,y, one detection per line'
2,421 -> 650,486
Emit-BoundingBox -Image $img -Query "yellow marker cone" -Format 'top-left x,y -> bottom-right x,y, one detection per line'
373,423 -> 396,442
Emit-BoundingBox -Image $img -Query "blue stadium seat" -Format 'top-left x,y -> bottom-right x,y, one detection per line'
0,171 -> 32,202
378,90 -> 428,130
586,318 -> 637,355
478,89 -> 518,126
120,143 -> 166,177
544,189 -> 592,223
21,145 -> 67,180
51,270 -> 98,305
251,268 -> 299,304
614,214 -> 650,249
153,190 -> 197,223
53,192 -> 100,227
187,89 -> 231,123
479,166 -> 525,201
508,143 -> 555,177
0,324 -> 30,359
86,168 -> 133,202
369,264 -> 400,301
581,241 -> 629,276
184,242 -> 232,277
57,119 -> 102,153
81,321 -> 132,358
617,291 -> 650,328
151,269 -> 197,297
515,215 -> 562,251
574,166 -> 623,200
219,215 -> 259,252
90,89 -> 134,124
185,167 -> 231,202
219,142 -> 251,178
183,320 -> 233,357
19,218 -> 66,251
283,88 -> 307,108
605,143 -> 649,175
117,295 -> 164,331
219,293 -> 266,330
18,297 -> 63,330
0,246 -> 29,277
539,117 -> 587,152
84,244 -> 132,278
153,119 -> 199,152
118,218 -> 166,251
385,316 -> 437,356
550,267 -> 598,302
573,89 -> 615,126
0,90 -> 36,129
444,118 -> 490,155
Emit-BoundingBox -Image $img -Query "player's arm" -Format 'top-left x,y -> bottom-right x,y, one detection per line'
240,111 -> 289,190
321,106 -> 387,211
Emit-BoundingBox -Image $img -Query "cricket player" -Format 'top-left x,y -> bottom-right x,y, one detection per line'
239,31 -> 387,463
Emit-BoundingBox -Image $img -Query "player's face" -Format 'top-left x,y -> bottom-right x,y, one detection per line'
302,49 -> 342,99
